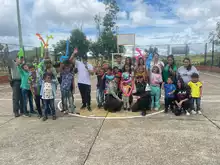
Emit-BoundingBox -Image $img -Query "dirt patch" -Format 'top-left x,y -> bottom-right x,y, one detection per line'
0,75 -> 9,84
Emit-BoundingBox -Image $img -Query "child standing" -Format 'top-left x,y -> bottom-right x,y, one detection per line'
163,77 -> 176,113
41,73 -> 57,121
16,60 -> 34,116
60,62 -> 76,114
150,66 -> 163,110
188,73 -> 202,115
96,67 -> 105,108
28,65 -> 42,118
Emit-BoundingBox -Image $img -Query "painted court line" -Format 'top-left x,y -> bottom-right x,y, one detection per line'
66,110 -> 164,120
201,72 -> 220,79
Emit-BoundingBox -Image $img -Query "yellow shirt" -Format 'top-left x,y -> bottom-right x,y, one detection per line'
188,81 -> 202,98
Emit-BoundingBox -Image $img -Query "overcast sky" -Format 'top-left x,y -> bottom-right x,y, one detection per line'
0,0 -> 220,54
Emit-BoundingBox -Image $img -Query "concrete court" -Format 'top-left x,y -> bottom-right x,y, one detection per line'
0,72 -> 220,165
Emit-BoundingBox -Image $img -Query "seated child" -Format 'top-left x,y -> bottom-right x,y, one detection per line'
188,73 -> 202,115
104,75 -> 123,112
163,76 -> 176,113
174,78 -> 191,116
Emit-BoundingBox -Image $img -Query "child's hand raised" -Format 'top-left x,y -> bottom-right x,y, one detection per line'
15,58 -> 21,65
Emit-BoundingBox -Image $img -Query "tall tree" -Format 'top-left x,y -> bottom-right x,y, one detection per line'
53,29 -> 89,59
99,0 -> 123,57
209,22 -> 220,45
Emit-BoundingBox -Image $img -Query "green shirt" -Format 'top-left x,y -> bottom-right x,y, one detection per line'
17,65 -> 30,89
162,64 -> 177,83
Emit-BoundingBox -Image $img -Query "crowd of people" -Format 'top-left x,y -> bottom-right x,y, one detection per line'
5,48 -> 203,121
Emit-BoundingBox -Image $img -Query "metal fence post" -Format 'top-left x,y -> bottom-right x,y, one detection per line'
204,43 -> 207,65
211,41 -> 214,66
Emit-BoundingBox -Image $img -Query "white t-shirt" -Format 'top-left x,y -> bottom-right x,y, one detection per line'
75,60 -> 93,85
42,82 -> 54,99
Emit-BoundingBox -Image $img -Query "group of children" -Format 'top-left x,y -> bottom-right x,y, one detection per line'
15,56 -> 76,121
15,53 -> 203,119
95,56 -> 203,116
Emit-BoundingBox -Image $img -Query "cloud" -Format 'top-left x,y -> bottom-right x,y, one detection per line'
0,0 -> 219,55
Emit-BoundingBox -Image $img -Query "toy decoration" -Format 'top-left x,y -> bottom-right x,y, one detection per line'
120,73 -> 134,110
17,48 -> 24,59
135,48 -> 144,62
146,53 -> 153,70
36,33 -> 53,48
60,40 -> 70,63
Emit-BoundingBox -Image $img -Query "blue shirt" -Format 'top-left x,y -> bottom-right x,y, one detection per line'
164,84 -> 176,98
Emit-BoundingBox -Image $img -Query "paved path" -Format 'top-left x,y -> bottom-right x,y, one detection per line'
0,72 -> 220,165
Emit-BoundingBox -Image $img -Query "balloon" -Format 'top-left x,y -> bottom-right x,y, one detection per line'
65,40 -> 69,57
40,42 -> 44,58
36,33 -> 53,48
120,80 -> 134,97
60,56 -> 69,63
146,53 -> 153,70
17,48 -> 24,59
59,40 -> 70,62
135,48 -> 144,62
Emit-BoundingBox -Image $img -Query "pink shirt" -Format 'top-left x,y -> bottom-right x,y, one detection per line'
150,73 -> 162,86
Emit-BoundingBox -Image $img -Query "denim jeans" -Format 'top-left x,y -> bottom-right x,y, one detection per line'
43,99 -> 56,117
21,88 -> 34,114
96,88 -> 104,106
12,80 -> 23,114
191,97 -> 201,111
61,90 -> 75,113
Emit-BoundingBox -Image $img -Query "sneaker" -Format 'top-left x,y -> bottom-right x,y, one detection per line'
154,108 -> 159,111
186,111 -> 190,116
42,116 -> 48,121
14,112 -> 20,118
87,106 -> 92,112
197,111 -> 202,115
23,113 -> 30,117
38,115 -> 42,119
141,111 -> 147,116
52,116 -> 56,120
80,105 -> 86,109
191,110 -> 197,115
164,109 -> 168,113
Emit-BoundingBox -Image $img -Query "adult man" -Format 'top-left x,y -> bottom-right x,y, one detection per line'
5,55 -> 24,117
70,51 -> 94,111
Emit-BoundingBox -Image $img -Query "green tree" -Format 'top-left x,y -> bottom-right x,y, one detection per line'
209,22 -> 220,45
53,29 -> 90,60
92,0 -> 124,58
69,29 -> 90,57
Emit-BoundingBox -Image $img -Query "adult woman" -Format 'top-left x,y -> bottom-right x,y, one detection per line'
122,57 -> 133,72
162,55 -> 177,83
177,57 -> 198,84
150,52 -> 164,73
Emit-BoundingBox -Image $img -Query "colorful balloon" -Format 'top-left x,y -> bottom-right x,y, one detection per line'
36,33 -> 53,48
17,48 -> 24,59
135,48 -> 144,62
